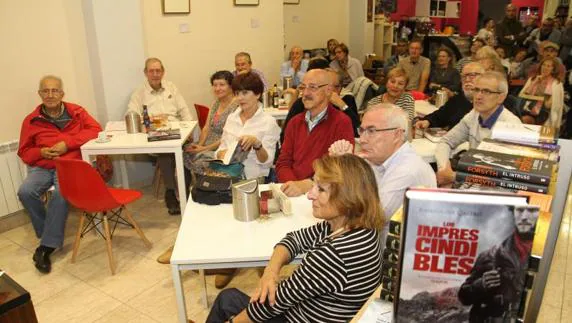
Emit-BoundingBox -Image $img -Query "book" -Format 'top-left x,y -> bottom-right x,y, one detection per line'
457,149 -> 555,186
210,139 -> 249,165
491,122 -> 557,145
386,235 -> 400,251
395,188 -> 538,322
423,127 -> 447,143
382,263 -> 398,278
147,128 -> 181,142
453,181 -> 517,193
389,207 -> 404,236
456,172 -> 548,193
478,138 -> 559,162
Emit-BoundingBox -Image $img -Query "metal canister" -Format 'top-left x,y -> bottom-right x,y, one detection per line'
125,111 -> 142,134
232,179 -> 260,222
282,76 -> 293,90
435,90 -> 448,109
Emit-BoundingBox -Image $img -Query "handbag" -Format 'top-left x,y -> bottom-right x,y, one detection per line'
190,166 -> 243,205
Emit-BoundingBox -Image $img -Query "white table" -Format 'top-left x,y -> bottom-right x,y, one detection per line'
263,107 -> 288,120
414,100 -> 437,117
411,138 -> 469,164
81,121 -> 197,214
170,188 -> 318,323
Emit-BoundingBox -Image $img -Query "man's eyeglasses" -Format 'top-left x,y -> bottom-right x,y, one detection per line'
472,87 -> 502,96
357,126 -> 398,137
39,89 -> 63,96
297,83 -> 328,93
461,72 -> 482,80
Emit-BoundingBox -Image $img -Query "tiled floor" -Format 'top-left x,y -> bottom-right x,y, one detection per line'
1,185 -> 571,323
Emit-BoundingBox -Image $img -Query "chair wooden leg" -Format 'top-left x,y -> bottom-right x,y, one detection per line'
102,215 -> 116,275
153,164 -> 162,199
122,207 -> 152,248
71,213 -> 86,263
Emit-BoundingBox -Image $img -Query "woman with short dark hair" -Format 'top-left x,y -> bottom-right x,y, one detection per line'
429,46 -> 462,96
205,154 -> 384,323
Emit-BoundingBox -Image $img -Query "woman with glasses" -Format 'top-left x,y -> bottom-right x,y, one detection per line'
367,67 -> 415,121
205,154 -> 383,323
329,43 -> 364,87
428,47 -> 461,97
519,57 -> 564,129
183,71 -> 237,175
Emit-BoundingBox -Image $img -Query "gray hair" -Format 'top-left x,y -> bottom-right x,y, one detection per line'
39,75 -> 63,90
144,57 -> 164,71
364,103 -> 409,142
324,67 -> 343,86
462,62 -> 485,74
476,71 -> 508,94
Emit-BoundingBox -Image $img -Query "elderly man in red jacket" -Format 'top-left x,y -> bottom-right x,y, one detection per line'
17,75 -> 101,274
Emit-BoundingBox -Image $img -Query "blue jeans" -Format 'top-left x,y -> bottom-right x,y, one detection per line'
206,288 -> 286,323
17,167 -> 69,249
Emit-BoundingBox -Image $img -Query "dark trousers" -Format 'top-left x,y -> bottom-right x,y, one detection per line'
206,288 -> 286,323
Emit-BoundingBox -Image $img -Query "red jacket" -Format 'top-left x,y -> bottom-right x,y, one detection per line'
18,102 -> 102,169
276,105 -> 355,182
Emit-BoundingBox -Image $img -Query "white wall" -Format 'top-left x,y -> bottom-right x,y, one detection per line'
0,0 -> 97,143
349,0 -> 375,63
141,0 -> 284,107
283,0 -> 350,58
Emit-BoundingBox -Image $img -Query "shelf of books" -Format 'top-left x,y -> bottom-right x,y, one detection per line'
364,123 -> 572,323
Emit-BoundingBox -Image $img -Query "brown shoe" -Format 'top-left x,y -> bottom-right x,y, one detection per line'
157,245 -> 174,264
215,269 -> 237,289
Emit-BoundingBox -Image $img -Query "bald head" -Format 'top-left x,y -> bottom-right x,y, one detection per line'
290,46 -> 303,61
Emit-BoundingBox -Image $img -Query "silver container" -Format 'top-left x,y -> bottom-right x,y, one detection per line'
232,179 -> 260,222
125,111 -> 142,134
262,90 -> 269,108
282,76 -> 293,90
435,90 -> 448,109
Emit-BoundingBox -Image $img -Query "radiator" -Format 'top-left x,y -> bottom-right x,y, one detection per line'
0,140 -> 26,218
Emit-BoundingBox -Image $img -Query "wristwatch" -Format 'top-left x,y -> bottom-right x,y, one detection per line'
253,142 -> 263,150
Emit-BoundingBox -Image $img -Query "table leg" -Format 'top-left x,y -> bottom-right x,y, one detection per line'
119,157 -> 129,188
199,269 -> 209,308
174,150 -> 186,214
171,264 -> 188,323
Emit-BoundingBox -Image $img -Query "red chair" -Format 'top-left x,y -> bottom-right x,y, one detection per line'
55,158 -> 151,275
194,103 -> 210,129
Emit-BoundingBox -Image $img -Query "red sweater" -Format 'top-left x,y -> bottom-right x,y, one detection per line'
18,102 -> 102,169
276,105 -> 355,182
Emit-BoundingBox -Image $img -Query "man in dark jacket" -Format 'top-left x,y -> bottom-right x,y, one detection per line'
496,4 -> 526,56
458,206 -> 539,322
415,62 -> 484,130
17,75 -> 101,273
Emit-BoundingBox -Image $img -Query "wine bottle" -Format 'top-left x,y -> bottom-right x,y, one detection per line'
272,84 -> 280,108
142,105 -> 151,131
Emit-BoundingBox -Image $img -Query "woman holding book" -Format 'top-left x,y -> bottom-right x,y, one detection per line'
519,57 -> 564,129
205,154 -> 384,323
366,67 -> 415,121
215,71 -> 280,180
183,70 -> 238,174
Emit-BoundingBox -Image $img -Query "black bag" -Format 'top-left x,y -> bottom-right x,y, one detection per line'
190,173 -> 241,205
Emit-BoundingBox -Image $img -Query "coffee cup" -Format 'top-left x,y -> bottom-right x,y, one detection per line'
97,131 -> 108,141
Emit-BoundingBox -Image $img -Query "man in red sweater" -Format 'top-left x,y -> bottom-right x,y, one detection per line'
17,75 -> 101,273
276,69 -> 354,196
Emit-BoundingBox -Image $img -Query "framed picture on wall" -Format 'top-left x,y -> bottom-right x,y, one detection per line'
162,0 -> 190,14
284,0 -> 300,4
234,0 -> 259,6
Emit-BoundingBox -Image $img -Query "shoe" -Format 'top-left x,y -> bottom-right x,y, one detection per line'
215,269 -> 237,289
33,247 -> 52,273
168,205 -> 181,215
165,189 -> 181,215
157,245 -> 174,264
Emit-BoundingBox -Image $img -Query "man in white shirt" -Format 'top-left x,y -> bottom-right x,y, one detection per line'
280,46 -> 309,88
329,104 -> 436,243
435,71 -> 521,186
127,57 -> 197,215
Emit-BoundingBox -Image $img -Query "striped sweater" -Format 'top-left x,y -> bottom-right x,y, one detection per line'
247,221 -> 382,322
367,93 -> 415,121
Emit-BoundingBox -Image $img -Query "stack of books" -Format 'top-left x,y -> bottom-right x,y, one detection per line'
379,209 -> 403,303
454,148 -> 556,193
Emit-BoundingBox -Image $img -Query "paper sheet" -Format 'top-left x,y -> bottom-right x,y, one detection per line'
357,298 -> 393,323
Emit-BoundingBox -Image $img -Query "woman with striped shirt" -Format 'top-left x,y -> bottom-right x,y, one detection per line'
367,67 -> 415,121
206,154 -> 384,323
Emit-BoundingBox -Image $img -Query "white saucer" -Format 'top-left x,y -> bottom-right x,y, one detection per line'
95,138 -> 111,143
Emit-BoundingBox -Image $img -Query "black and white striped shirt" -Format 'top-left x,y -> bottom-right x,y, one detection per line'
367,93 -> 415,121
247,221 -> 382,322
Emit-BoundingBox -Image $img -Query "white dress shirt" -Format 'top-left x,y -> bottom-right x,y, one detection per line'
370,142 -> 437,243
217,103 -> 280,179
127,79 -> 197,122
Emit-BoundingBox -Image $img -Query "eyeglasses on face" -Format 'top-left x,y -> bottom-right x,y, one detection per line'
297,83 -> 328,93
472,87 -> 502,96
357,126 -> 398,137
461,72 -> 482,80
39,89 -> 62,96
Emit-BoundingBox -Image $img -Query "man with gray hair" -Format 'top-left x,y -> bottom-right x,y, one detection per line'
18,75 -> 101,273
329,104 -> 436,242
233,52 -> 268,90
280,45 -> 309,88
435,71 -> 521,186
